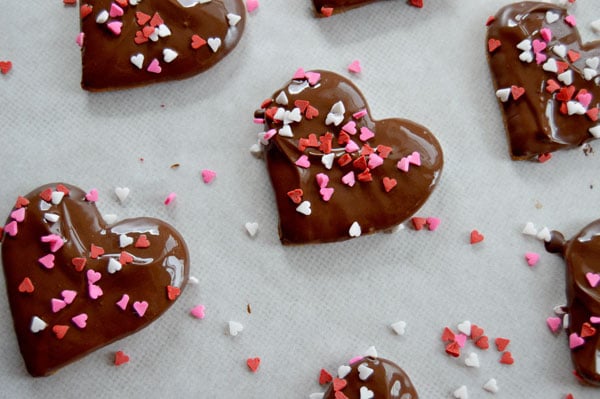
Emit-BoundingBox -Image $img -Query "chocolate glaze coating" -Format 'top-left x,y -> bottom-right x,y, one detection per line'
80,0 -> 245,91
313,0 -> 378,14
323,356 -> 418,399
255,70 -> 443,245
546,221 -> 600,385
1,183 -> 189,376
487,2 -> 600,160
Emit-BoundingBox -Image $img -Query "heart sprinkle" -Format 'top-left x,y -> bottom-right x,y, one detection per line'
348,60 -> 362,73
201,169 -> 217,184
546,317 -> 562,333
52,325 -> 69,340
349,221 -> 362,238
114,351 -> 130,366
246,357 -> 260,372
164,192 -> 177,205
30,316 -> 48,333
229,321 -> 244,336
133,301 -> 149,317
495,337 -> 510,351
246,0 -> 259,13
18,278 -> 35,293
483,378 -> 499,393
190,304 -> 205,319
525,252 -> 540,266
452,385 -> 468,399
71,313 -> 88,329
499,351 -> 514,365
38,254 -> 55,269
116,294 -> 130,310
470,230 -> 484,244
319,368 -> 332,385
391,320 -> 407,335
586,272 -> 600,288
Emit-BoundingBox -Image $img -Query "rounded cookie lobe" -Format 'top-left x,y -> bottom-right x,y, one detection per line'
1,183 -> 189,376
255,69 -> 443,245
546,220 -> 600,385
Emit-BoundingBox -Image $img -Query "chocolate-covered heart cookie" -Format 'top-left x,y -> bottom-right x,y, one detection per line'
80,0 -> 245,91
1,183 -> 189,376
321,355 -> 419,398
487,2 -> 600,160
313,0 -> 422,16
546,220 -> 600,386
254,70 -> 443,244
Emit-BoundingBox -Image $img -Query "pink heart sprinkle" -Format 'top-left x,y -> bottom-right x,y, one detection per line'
341,121 -> 357,135
88,284 -> 103,300
565,15 -> 576,27
305,71 -> 321,86
263,129 -> 277,141
348,60 -> 362,74
116,294 -> 130,310
569,332 -> 585,349
107,21 -> 123,35
76,32 -> 85,47
525,252 -> 540,267
319,187 -> 334,202
591,316 -> 600,324
341,171 -> 356,187
546,317 -> 562,333
61,290 -> 77,305
359,127 -> 375,142
367,153 -> 383,169
455,333 -> 468,348
535,52 -> 547,65
345,140 -> 360,153
426,217 -> 441,231
164,192 -> 177,205
51,298 -> 67,313
85,188 -> 98,202
38,254 -> 55,269
532,39 -> 547,54
190,304 -> 205,319
40,234 -> 64,253
133,301 -> 149,317
10,207 -> 25,222
316,173 -> 329,188
87,269 -> 102,284
586,272 -> 600,288
295,155 -> 310,168
71,313 -> 88,329
292,67 -> 305,80
540,28 -> 552,42
348,356 -> 363,365
246,0 -> 259,13
577,92 -> 592,109
4,221 -> 18,237
352,109 -> 367,119
201,169 -> 217,184
147,58 -> 162,74
109,3 -> 124,17
408,151 -> 421,166
397,157 -> 410,172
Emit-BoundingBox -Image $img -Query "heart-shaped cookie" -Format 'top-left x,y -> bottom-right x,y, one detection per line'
1,183 -> 189,376
254,69 -> 443,244
313,0 -> 423,16
546,220 -> 600,386
321,356 -> 419,398
80,0 -> 245,91
487,2 -> 600,160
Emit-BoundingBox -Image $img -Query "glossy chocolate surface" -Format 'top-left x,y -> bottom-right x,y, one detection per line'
487,2 -> 600,159
255,70 -> 443,245
80,0 -> 245,91
323,356 -> 418,398
313,0 -> 378,14
546,221 -> 600,386
1,183 -> 189,376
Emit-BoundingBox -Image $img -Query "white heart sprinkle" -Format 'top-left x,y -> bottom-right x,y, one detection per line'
349,221 -> 362,238
228,321 -> 244,336
546,11 -> 559,24
516,39 -> 532,51
44,213 -> 60,223
584,68 -> 598,81
542,58 -> 558,73
391,320 -> 407,335
129,0 -> 139,5
325,101 -> 345,126
552,44 -> 567,58
119,234 -> 134,248
457,320 -> 471,335
30,316 -> 47,333
522,222 -> 537,236
40,201 -> 51,211
483,378 -> 499,393
227,13 -> 242,27
495,88 -> 511,103
275,91 -> 288,105
107,257 -> 122,274
338,365 -> 351,378
464,352 -> 480,368
453,385 -> 468,399
563,313 -> 570,329
149,28 -> 159,42
537,226 -> 551,242
51,191 -> 65,205
321,153 -> 334,170
104,214 -> 118,225
364,346 -> 377,358
589,125 -> 600,138
273,107 -> 285,121
189,276 -> 199,284
96,10 -> 109,24
567,101 -> 586,115
163,48 -> 178,63
586,57 -> 600,70
554,305 -> 567,315
558,70 -> 573,85
390,381 -> 401,396
115,187 -> 130,203
359,386 -> 374,399
519,50 -> 534,63
130,54 -> 144,69
249,143 -> 263,158
244,222 -> 259,237
207,37 -> 221,52
296,201 -> 311,216
157,24 -> 171,37
283,108 -> 302,125
278,124 -> 293,137
309,394 -> 324,399
358,363 -> 374,381
591,19 -> 600,34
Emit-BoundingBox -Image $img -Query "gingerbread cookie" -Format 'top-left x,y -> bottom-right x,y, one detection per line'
1,183 -> 189,376
254,69 -> 443,244
487,2 -> 600,160
79,0 -> 246,91
546,220 -> 600,386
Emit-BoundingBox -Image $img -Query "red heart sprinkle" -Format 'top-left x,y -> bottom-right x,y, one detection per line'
470,230 -> 484,244
581,322 -> 597,338
556,61 -> 569,74
18,277 -> 34,293
142,25 -> 155,38
319,368 -> 332,385
306,133 -> 318,147
134,30 -> 149,45
55,184 -> 70,196
382,177 -> 397,193
499,351 -> 514,365
191,34 -> 206,49
52,325 -> 69,340
115,0 -> 128,6
80,4 -> 93,19
556,86 -> 575,102
119,251 -> 134,264
246,357 -> 260,372
495,337 -> 510,351
538,153 -> 552,163
442,327 -> 455,342
39,188 -> 53,202
15,196 -> 30,208
511,85 -> 525,100
286,189 -> 303,204
305,105 -> 319,120
567,50 -> 580,62
337,154 -> 352,167
377,145 -> 393,158
71,257 -> 87,272
338,131 -> 350,145
361,144 -> 374,156
445,341 -> 461,357
488,38 -> 502,52
135,11 -> 151,26
166,285 -> 181,301
410,0 -> 423,7
335,392 -> 349,399
135,234 -> 150,248
114,350 -> 130,366
265,106 -> 278,122
260,98 -> 272,109
587,107 -> 599,122
545,79 -> 560,94
332,378 -> 347,391
320,7 -> 333,17
412,217 -> 427,231
149,12 -> 164,27
0,61 -> 12,75
90,244 -> 105,259
353,155 -> 367,171
294,99 -> 309,113
476,335 -> 490,350
471,324 -> 485,340
357,169 -> 372,182
486,15 -> 496,26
